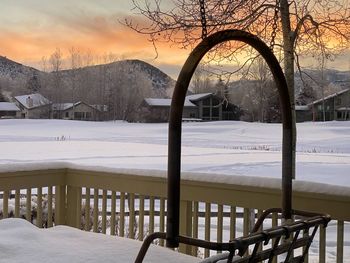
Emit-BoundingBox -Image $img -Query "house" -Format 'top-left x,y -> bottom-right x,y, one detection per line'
14,93 -> 51,119
139,98 -> 198,122
52,101 -> 101,121
295,105 -> 312,122
0,102 -> 21,119
139,93 -> 241,122
309,88 -> 350,121
186,93 -> 241,121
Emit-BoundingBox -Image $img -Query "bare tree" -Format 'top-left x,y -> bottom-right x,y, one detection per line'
69,47 -> 82,119
49,48 -> 64,117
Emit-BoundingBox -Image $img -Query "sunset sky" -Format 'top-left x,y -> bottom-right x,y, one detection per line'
1,0 -> 350,78
0,0 -> 190,77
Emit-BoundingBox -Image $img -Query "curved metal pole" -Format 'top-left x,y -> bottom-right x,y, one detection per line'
167,29 -> 294,248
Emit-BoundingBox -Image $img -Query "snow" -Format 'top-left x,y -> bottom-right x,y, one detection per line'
0,119 -> 349,189
14,93 -> 51,109
0,218 -> 199,263
309,88 -> 350,105
144,98 -> 196,107
295,105 -> 309,111
0,119 -> 349,262
52,103 -> 77,111
0,102 -> 20,112
186,93 -> 213,101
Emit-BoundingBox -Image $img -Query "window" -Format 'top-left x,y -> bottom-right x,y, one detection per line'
86,112 -> 92,119
336,97 -> 341,106
74,112 -> 84,119
190,113 -> 196,118
203,108 -> 210,117
318,105 -> 322,111
212,107 -> 219,117
65,112 -> 69,118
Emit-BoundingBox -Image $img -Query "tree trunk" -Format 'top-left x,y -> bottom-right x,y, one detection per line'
280,0 -> 296,179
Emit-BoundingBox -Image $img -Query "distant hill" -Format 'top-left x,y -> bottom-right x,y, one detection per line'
0,56 -> 175,99
0,56 -> 41,80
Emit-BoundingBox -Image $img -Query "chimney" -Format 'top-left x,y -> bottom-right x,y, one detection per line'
26,96 -> 33,108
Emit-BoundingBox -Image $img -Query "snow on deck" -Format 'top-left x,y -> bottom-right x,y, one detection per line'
0,218 -> 199,263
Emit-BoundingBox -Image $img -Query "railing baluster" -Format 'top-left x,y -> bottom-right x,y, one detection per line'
93,188 -> 99,232
76,187 -> 82,229
26,188 -> 31,222
257,209 -> 263,252
120,192 -> 125,237
128,193 -> 135,238
243,207 -> 250,236
48,186 -> 53,227
272,212 -> 278,263
230,206 -> 236,240
337,220 -> 344,263
102,190 -> 107,234
319,224 -> 326,263
37,188 -> 42,228
192,201 -> 199,256
15,189 -> 20,218
205,202 -> 211,258
217,204 -> 223,254
138,195 -> 145,241
3,190 -> 9,219
149,196 -> 155,234
110,191 -> 116,236
159,197 -> 165,246
85,187 -> 91,231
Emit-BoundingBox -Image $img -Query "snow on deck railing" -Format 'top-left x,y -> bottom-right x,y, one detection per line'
0,165 -> 349,262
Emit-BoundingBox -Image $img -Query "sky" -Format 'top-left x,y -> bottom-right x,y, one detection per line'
0,0 -> 189,77
1,0 -> 350,78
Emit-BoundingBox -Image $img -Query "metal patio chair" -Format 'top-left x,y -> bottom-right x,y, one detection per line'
135,30 -> 331,263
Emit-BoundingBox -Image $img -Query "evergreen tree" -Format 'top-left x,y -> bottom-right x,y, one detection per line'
26,72 -> 41,93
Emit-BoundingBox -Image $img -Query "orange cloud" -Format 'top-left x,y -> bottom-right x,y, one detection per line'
0,12 -> 191,77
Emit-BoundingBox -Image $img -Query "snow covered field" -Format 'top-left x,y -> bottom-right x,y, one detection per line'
0,119 -> 349,262
0,119 -> 350,187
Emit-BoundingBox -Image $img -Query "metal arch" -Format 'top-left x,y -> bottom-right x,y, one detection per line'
166,29 -> 294,248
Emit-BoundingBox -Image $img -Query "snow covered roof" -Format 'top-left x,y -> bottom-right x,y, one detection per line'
144,98 -> 196,107
186,93 -> 213,102
14,93 -> 51,109
309,88 -> 350,105
0,102 -> 20,111
295,105 -> 310,111
52,102 -> 81,111
336,107 -> 350,111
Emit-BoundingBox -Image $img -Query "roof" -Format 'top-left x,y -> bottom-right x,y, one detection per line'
186,93 -> 213,102
14,93 -> 51,109
309,88 -> 350,105
0,102 -> 20,112
53,101 -> 100,112
336,107 -> 350,111
144,98 -> 196,107
295,105 -> 310,111
52,102 -> 80,111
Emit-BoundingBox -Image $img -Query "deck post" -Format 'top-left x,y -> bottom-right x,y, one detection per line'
66,185 -> 81,228
179,200 -> 193,255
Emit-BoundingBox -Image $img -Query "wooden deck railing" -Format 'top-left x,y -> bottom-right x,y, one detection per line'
0,167 -> 349,262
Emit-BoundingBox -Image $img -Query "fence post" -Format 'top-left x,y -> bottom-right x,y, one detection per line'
179,200 -> 193,255
66,186 -> 81,228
